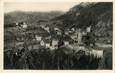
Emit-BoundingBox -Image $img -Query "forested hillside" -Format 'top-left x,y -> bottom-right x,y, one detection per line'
4,11 -> 64,25
53,2 -> 113,42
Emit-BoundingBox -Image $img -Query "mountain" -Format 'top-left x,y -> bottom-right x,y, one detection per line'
4,11 -> 64,26
53,2 -> 113,41
4,2 -> 113,44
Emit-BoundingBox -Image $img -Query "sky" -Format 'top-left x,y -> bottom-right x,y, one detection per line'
4,2 -> 80,13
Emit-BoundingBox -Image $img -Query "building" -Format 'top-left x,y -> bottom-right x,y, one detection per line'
86,26 -> 91,32
52,39 -> 58,47
40,40 -> 45,46
64,41 -> 69,45
35,35 -> 42,41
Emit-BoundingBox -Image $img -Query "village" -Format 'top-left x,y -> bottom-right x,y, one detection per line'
4,20 -> 96,51
4,20 -> 107,69
4,2 -> 112,70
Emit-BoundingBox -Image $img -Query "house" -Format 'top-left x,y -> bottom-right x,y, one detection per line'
50,45 -> 58,50
44,38 -> 58,49
76,12 -> 80,16
22,23 -> 28,29
35,35 -> 42,41
57,31 -> 62,35
52,39 -> 58,47
44,26 -> 50,32
65,32 -> 69,35
16,22 -> 18,26
86,26 -> 91,32
16,42 -> 24,46
46,43 -> 50,48
70,28 -> 87,45
64,41 -> 69,45
45,36 -> 51,39
16,22 -> 28,29
28,43 -> 40,50
54,27 -> 60,31
43,37 -> 51,47
40,25 -> 45,29
40,40 -> 45,46
16,35 -> 25,42
71,28 -> 75,31
71,30 -> 78,40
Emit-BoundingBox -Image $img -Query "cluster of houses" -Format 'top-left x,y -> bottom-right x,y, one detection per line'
5,20 -> 93,52
5,20 -> 107,70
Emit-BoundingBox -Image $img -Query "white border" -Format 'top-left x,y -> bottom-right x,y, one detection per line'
0,0 -> 114,73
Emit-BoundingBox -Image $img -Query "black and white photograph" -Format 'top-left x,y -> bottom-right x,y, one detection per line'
4,2 -> 113,70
